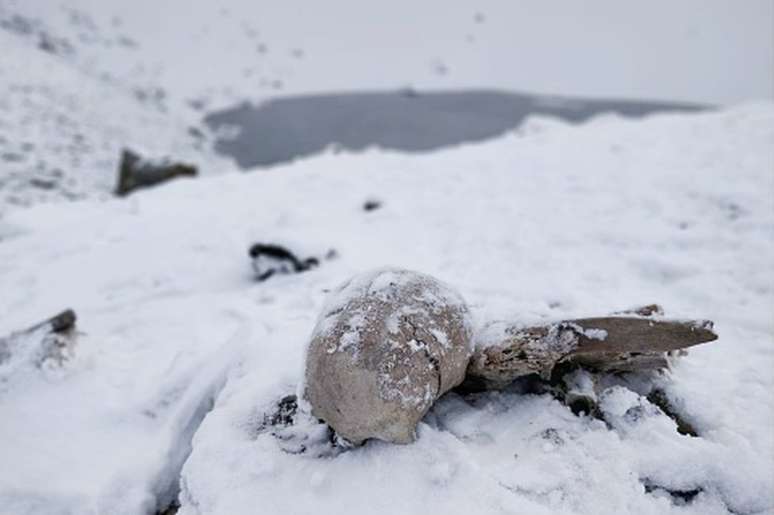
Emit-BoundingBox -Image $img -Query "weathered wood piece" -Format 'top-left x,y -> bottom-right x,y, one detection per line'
466,308 -> 717,389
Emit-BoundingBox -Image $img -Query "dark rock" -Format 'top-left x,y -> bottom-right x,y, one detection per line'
646,388 -> 699,437
116,35 -> 137,48
642,479 -> 702,506
115,149 -> 197,196
187,126 -> 205,139
363,199 -> 382,212
0,309 -> 77,367
38,32 -> 73,55
1,152 -> 24,162
29,177 -> 57,190
187,98 -> 208,111
269,395 -> 299,427
248,243 -> 320,281
155,503 -> 179,515
0,14 -> 35,36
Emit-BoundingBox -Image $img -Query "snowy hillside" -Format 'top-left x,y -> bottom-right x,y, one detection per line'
0,1 -> 234,212
1,1 -> 772,514
2,0 -> 770,212
1,104 -> 772,515
0,0 -> 709,212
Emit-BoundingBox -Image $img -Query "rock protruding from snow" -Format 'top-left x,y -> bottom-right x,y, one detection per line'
115,149 -> 197,196
304,268 -> 473,444
0,309 -> 77,373
248,243 -> 320,282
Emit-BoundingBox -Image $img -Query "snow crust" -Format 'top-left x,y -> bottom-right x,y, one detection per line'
0,104 -> 772,514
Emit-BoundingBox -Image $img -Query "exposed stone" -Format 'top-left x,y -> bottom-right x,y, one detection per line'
363,199 -> 382,211
115,148 -> 197,196
304,268 -> 473,444
561,368 -> 599,416
0,309 -> 77,368
248,243 -> 320,281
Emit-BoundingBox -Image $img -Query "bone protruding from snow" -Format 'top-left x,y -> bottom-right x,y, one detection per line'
568,317 -> 716,355
467,312 -> 717,389
303,268 -> 473,445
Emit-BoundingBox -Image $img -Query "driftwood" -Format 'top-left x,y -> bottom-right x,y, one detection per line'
465,305 -> 717,389
0,309 -> 77,366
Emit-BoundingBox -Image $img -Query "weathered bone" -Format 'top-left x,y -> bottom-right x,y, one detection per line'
568,317 -> 716,355
466,306 -> 717,389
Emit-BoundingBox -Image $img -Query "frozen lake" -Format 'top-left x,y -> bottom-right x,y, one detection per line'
205,90 -> 705,168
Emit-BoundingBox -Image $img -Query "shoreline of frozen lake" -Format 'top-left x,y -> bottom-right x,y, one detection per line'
204,89 -> 705,168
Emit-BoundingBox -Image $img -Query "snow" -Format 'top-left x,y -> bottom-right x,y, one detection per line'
563,369 -> 597,403
0,101 -> 771,514
0,23 -> 233,212
2,0 -> 770,213
580,328 -> 608,341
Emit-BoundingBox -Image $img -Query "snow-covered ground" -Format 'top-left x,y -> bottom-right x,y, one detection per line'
0,1 -> 234,212
0,0 -> 709,213
1,103 -> 772,514
1,1 -> 772,514
2,0 -> 771,211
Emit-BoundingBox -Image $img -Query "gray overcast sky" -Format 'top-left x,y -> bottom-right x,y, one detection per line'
472,0 -> 774,104
258,0 -> 774,105
72,0 -> 773,105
